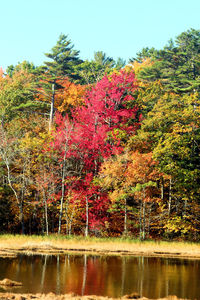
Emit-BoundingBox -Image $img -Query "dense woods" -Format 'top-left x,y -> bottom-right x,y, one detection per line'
0,29 -> 199,240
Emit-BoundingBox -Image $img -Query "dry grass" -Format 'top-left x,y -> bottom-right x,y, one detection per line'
0,234 -> 200,258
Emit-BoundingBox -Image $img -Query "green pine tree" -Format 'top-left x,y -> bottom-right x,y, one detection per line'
137,29 -> 200,94
44,33 -> 82,81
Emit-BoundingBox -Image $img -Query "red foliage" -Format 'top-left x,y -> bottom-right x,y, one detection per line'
50,70 -> 140,232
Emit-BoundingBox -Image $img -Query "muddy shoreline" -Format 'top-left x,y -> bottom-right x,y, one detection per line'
0,244 -> 200,260
0,292 -> 189,300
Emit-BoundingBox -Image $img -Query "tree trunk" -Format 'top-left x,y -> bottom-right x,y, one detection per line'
142,201 -> 146,240
49,83 -> 55,131
184,199 -> 187,217
65,203 -> 75,236
147,204 -> 152,238
139,200 -> 142,240
161,176 -> 164,200
58,140 -> 68,234
168,178 -> 172,217
45,200 -> 48,236
42,189 -> 49,235
85,196 -> 89,237
19,201 -> 25,234
5,157 -> 25,234
124,198 -> 127,235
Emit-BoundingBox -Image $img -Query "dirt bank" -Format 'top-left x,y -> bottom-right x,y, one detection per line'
0,292 -> 189,300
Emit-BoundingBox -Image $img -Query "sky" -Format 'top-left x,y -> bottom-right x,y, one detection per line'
0,0 -> 200,70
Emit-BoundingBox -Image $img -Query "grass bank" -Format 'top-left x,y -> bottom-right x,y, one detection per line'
0,234 -> 200,258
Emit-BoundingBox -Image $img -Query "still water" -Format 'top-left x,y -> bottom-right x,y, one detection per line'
0,254 -> 200,299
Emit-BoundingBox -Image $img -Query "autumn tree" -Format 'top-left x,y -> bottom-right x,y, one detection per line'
6,61 -> 37,77
126,151 -> 161,239
54,78 -> 86,114
50,70 -> 139,235
100,151 -> 161,238
0,120 -> 33,233
19,124 -> 57,235
0,70 -> 47,233
99,153 -> 131,235
132,90 -> 200,238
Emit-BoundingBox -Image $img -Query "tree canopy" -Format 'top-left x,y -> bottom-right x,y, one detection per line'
0,28 -> 200,240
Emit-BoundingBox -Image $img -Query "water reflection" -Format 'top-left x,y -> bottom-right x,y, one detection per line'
0,254 -> 199,299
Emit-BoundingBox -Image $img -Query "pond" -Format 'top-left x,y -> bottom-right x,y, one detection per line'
0,254 -> 200,299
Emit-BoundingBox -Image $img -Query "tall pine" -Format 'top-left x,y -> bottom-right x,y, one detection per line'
41,34 -> 82,129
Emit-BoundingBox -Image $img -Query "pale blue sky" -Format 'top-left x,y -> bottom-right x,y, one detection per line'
1,0 -> 199,70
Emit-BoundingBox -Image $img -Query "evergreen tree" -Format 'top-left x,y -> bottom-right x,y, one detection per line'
77,51 -> 126,85
129,47 -> 157,63
137,29 -> 200,94
40,34 -> 82,129
44,34 -> 82,81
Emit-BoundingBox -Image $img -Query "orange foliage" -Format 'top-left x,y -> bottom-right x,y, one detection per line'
127,151 -> 159,184
126,151 -> 161,203
55,79 -> 86,112
35,77 -> 86,114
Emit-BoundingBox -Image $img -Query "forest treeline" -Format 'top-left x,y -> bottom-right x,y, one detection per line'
0,28 -> 199,240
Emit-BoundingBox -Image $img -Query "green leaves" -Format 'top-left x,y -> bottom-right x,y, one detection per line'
77,52 -> 126,85
0,70 -> 36,122
44,34 -> 82,81
137,29 -> 200,94
131,181 -> 156,193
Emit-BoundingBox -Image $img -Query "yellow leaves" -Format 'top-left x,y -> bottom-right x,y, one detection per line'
19,129 -> 54,171
0,69 -> 34,93
100,153 -> 129,189
127,58 -> 153,77
100,150 -> 161,205
127,151 -> 159,184
55,80 -> 86,112
20,131 -> 52,151
133,80 -> 164,116
109,189 -> 125,203
163,216 -> 194,235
